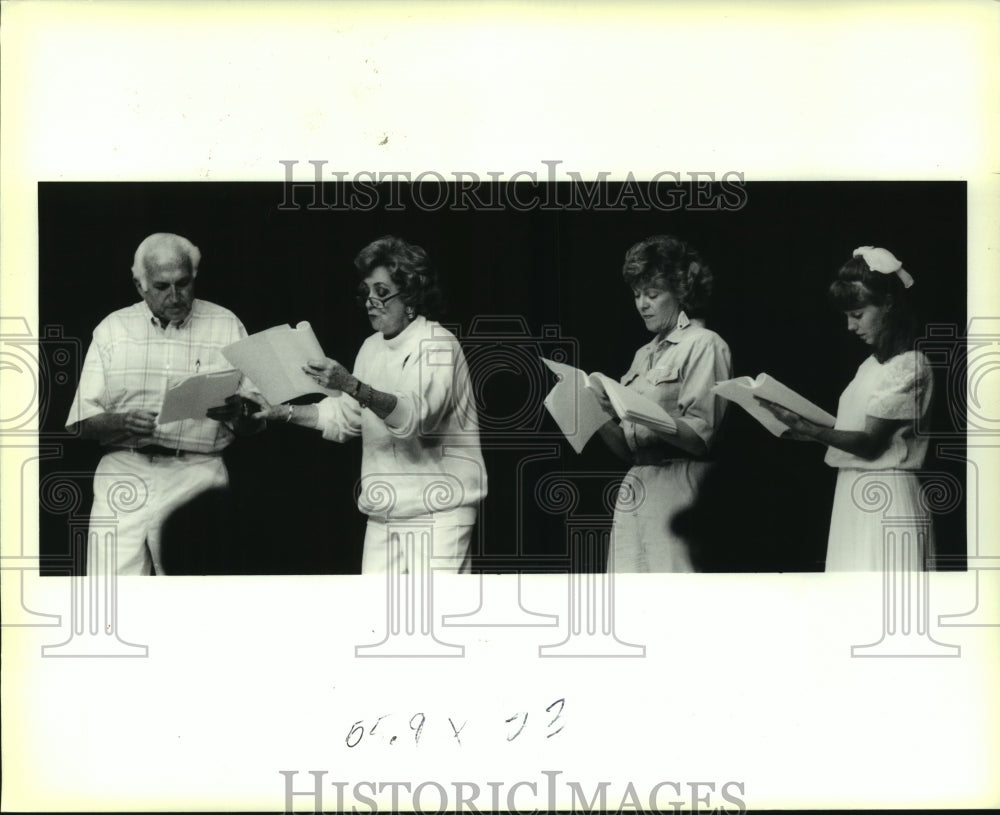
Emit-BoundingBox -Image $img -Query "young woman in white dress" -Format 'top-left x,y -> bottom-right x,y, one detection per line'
757,246 -> 934,571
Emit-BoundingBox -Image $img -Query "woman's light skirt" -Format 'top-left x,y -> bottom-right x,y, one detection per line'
826,468 -> 934,572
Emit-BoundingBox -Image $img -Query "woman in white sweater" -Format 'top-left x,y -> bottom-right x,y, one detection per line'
256,236 -> 487,573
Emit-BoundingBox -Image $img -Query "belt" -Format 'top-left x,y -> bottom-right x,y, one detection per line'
107,445 -> 219,458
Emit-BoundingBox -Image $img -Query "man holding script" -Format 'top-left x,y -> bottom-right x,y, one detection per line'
65,233 -> 262,575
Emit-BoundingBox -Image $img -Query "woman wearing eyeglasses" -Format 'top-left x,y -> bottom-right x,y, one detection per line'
254,235 -> 486,574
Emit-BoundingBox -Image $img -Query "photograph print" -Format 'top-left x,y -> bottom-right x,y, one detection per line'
37,178 -> 967,579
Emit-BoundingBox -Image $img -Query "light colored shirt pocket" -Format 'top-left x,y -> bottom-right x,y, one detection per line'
646,365 -> 682,414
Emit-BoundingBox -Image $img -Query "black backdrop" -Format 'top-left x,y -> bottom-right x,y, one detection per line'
37,181 -> 967,574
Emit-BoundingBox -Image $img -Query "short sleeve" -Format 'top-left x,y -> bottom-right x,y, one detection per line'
65,326 -> 110,430
866,351 -> 932,421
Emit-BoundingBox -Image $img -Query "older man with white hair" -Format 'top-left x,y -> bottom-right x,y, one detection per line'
66,232 -> 261,575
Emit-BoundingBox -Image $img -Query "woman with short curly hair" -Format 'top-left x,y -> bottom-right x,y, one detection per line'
596,234 -> 733,573
255,235 -> 486,574
352,234 -> 445,322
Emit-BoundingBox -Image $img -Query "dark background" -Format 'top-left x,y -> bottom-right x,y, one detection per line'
37,181 -> 967,574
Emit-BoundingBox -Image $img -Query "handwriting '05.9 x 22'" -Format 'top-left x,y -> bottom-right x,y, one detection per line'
345,698 -> 566,748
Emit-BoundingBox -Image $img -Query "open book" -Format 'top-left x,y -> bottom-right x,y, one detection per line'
158,368 -> 242,424
711,373 -> 835,437
222,321 -> 342,405
541,358 -> 677,453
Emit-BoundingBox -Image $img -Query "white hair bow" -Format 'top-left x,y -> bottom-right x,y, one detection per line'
852,246 -> 914,289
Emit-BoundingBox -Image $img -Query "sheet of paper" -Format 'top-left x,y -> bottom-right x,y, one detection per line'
591,373 -> 678,434
158,368 -> 242,425
222,321 -> 341,405
754,374 -> 836,427
712,374 -> 836,437
712,376 -> 790,436
540,357 -> 610,453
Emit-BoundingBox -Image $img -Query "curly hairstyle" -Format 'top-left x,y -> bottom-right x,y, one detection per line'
354,235 -> 444,319
622,235 -> 714,317
828,254 -> 917,362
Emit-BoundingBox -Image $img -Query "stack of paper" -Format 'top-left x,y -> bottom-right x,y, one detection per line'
540,358 -> 610,453
540,358 -> 678,453
158,369 -> 243,424
222,321 -> 342,405
712,373 -> 835,436
589,373 -> 678,434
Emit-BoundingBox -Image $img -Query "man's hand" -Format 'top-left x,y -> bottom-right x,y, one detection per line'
120,409 -> 158,436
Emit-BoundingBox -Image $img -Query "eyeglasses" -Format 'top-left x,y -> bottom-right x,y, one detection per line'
357,291 -> 402,310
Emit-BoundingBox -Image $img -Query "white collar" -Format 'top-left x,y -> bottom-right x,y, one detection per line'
381,314 -> 425,350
